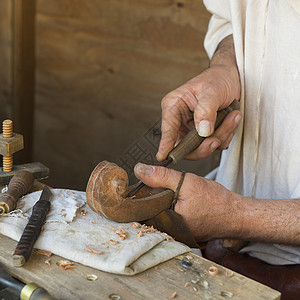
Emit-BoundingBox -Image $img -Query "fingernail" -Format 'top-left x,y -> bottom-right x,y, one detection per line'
210,141 -> 220,151
198,120 -> 212,137
235,114 -> 242,124
134,163 -> 154,176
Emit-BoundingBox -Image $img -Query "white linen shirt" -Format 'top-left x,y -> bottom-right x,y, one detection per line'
203,0 -> 300,265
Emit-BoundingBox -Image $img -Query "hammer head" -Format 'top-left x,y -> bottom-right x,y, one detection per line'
0,162 -> 49,186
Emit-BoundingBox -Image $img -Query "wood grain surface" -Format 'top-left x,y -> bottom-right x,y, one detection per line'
0,234 -> 280,300
0,1 -> 219,190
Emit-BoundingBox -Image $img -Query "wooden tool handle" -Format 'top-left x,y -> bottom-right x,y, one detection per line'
13,186 -> 51,267
168,99 -> 240,164
0,171 -> 34,214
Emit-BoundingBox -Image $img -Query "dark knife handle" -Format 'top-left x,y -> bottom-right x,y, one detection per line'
13,199 -> 51,267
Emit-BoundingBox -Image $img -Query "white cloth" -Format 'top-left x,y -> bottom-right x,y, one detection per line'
203,0 -> 300,265
0,189 -> 190,275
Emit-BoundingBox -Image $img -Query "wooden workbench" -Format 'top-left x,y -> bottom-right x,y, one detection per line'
0,234 -> 280,300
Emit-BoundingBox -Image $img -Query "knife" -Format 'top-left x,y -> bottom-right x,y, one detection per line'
13,186 -> 52,267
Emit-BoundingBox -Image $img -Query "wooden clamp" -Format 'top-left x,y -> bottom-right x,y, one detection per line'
0,119 -> 49,186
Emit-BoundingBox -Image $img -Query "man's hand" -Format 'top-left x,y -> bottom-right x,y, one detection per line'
157,35 -> 241,161
134,163 -> 300,245
134,163 -> 240,241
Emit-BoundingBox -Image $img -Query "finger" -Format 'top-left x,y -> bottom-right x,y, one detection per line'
185,137 -> 221,160
157,96 -> 191,161
134,163 -> 182,192
213,110 -> 241,145
194,94 -> 219,137
185,110 -> 241,160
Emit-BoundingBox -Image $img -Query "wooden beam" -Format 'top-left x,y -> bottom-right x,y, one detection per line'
11,0 -> 36,163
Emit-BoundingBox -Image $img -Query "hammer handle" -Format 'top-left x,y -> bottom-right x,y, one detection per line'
0,171 -> 34,214
168,99 -> 240,164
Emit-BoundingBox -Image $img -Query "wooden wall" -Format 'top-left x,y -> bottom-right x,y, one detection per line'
1,0 -> 214,190
0,1 -> 12,122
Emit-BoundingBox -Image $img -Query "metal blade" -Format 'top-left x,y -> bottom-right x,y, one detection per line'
39,185 -> 52,202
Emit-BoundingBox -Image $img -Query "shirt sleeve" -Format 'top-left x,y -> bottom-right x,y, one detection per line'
203,0 -> 233,59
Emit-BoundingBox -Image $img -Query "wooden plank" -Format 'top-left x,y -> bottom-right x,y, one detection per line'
11,0 -> 36,164
0,0 -> 12,122
33,0 -> 215,190
0,234 -> 280,300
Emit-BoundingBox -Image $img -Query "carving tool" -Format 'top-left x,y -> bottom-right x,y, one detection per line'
0,171 -> 34,215
128,99 -> 240,197
0,265 -> 56,299
13,186 -> 52,267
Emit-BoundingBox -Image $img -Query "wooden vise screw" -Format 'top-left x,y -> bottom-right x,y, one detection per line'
0,120 -> 24,172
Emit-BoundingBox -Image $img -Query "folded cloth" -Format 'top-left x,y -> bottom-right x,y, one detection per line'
0,189 -> 190,275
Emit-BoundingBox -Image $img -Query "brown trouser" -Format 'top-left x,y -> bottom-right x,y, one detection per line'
203,240 -> 300,300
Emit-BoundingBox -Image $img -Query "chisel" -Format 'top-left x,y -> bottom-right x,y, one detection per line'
128,99 -> 240,197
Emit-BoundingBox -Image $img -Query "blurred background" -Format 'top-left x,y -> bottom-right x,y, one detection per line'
0,0 -> 219,191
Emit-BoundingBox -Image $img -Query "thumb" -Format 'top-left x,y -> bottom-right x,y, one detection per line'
134,163 -> 182,191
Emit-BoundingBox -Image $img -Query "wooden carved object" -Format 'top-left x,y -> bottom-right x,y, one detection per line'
86,161 -> 174,222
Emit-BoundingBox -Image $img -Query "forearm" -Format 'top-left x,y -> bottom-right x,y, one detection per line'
228,194 -> 300,245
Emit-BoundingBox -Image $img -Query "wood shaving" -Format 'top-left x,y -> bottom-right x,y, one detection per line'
138,231 -> 144,237
37,250 -> 53,257
111,227 -> 127,240
84,245 -> 104,255
57,260 -> 75,270
61,264 -> 75,270
170,291 -> 177,299
131,222 -> 141,229
184,282 -> 189,287
226,270 -> 234,278
110,239 -> 119,245
186,255 -> 193,260
61,209 -> 66,212
119,234 -> 126,240
208,266 -> 219,276
81,209 -> 87,216
166,235 -> 174,242
45,258 -> 51,266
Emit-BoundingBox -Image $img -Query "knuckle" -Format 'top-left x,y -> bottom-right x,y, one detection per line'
156,166 -> 171,183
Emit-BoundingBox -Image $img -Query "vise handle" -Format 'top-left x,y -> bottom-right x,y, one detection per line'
0,171 -> 34,214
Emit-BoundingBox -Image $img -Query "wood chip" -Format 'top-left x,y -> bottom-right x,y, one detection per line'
57,260 -> 75,270
131,222 -> 141,229
110,239 -> 119,245
208,266 -> 219,276
45,258 -> 51,266
184,282 -> 189,287
170,291 -> 177,299
81,209 -> 87,215
84,245 -> 104,255
138,231 -> 144,237
226,270 -> 234,278
37,250 -> 53,257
